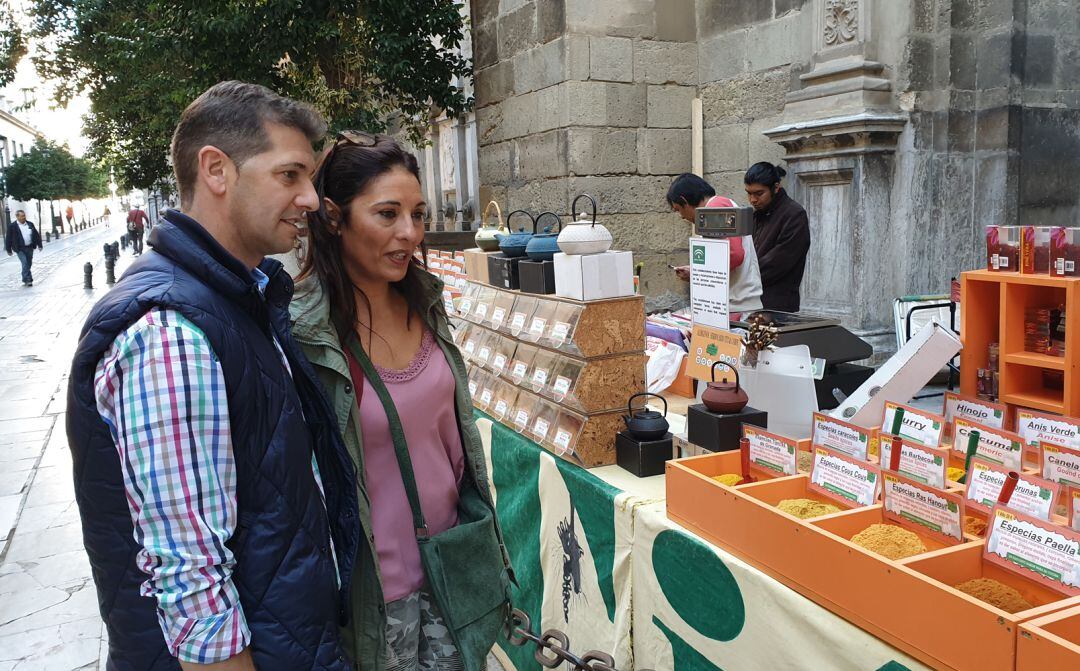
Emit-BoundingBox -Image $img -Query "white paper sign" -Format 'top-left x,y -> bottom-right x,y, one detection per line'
531,368 -> 549,387
490,307 -> 506,328
552,375 -> 572,400
688,237 -> 730,330
510,312 -> 527,333
879,440 -> 948,489
986,510 -> 1080,591
532,418 -> 551,442
492,353 -> 507,373
511,361 -> 529,382
553,429 -> 573,454
493,399 -> 509,419
966,461 -> 1057,520
514,409 -> 530,430
810,448 -> 879,507
551,322 -> 571,346
1017,410 -> 1080,450
529,318 -> 547,338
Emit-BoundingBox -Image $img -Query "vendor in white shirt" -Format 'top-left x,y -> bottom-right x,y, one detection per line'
666,174 -> 763,316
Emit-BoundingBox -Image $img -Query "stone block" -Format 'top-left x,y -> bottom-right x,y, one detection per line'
472,0 -> 500,26
475,61 -> 515,108
748,117 -> 785,169
950,34 -> 977,90
697,0 -> 771,38
506,177 -> 570,213
500,0 -> 531,13
633,41 -> 697,85
774,0 -> 807,18
606,213 -> 693,254
1026,0 -> 1078,32
498,3 -> 538,61
700,68 -> 788,125
513,39 -> 565,94
565,0 -> 655,39
567,128 -> 638,174
646,84 -> 696,128
473,21 -> 498,70
537,0 -> 566,43
746,12 -> 811,72
1058,35 -> 1080,89
947,109 -> 975,153
975,105 -> 1014,152
655,0 -> 697,42
972,154 -> 1013,230
704,171 -> 748,203
978,0 -> 1015,28
606,82 -> 648,127
950,0 -> 979,31
1023,33 -> 1056,88
902,36 -> 934,91
637,129 -> 692,175
564,33 -> 590,80
703,124 -> 748,174
911,0 -> 936,33
476,103 -> 506,145
1019,107 -> 1080,213
563,80 -> 611,126
478,141 -> 514,185
699,31 -> 747,83
976,31 -> 1011,90
568,174 -> 674,213
535,81 -> 568,132
514,130 -> 569,180
590,36 -> 634,82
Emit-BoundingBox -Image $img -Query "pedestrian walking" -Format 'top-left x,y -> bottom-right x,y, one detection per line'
5,210 -> 43,287
67,81 -> 360,670
125,204 -> 148,254
292,133 -> 513,671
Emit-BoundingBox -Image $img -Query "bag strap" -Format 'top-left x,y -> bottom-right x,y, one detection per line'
345,333 -> 429,538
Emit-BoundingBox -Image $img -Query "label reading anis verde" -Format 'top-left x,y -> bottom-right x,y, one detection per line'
882,401 -> 945,447
1017,410 -> 1080,450
809,447 -> 879,507
811,413 -> 871,461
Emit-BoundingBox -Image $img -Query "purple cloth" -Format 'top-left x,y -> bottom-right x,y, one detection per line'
646,322 -> 688,351
347,330 -> 465,602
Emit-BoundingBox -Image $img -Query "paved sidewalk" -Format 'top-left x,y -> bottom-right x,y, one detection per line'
0,219 -> 133,670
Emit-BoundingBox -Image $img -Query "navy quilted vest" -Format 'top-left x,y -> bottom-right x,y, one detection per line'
67,210 -> 360,670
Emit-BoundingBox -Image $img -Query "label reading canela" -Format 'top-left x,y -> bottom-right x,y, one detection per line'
883,472 -> 964,543
882,401 -> 945,447
879,438 -> 949,489
953,418 -> 1024,470
943,391 -> 1005,430
1043,442 -> 1080,489
965,460 -> 1059,520
489,307 -> 506,329
809,448 -> 879,507
985,507 -> 1080,594
812,413 -> 871,461
743,425 -> 798,476
1017,410 -> 1080,450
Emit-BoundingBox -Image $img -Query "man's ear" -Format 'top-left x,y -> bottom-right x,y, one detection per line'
197,145 -> 234,198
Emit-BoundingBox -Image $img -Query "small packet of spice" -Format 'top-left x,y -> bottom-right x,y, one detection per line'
1051,227 -> 1079,277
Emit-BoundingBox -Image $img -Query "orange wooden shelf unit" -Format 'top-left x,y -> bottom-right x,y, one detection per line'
959,270 -> 1079,423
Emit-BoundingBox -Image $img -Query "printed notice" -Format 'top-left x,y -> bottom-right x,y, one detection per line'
552,376 -> 572,401
513,409 -> 530,431
510,361 -> 529,383
491,353 -> 507,373
529,318 -> 547,338
965,460 -> 1059,520
882,401 -> 945,447
688,237 -> 731,330
943,391 -> 1005,438
532,417 -> 551,442
743,425 -> 798,477
953,418 -> 1024,470
883,472 -> 965,543
477,345 -> 492,364
809,447 -> 880,507
463,338 -> 477,355
492,399 -> 508,419
880,438 -> 949,489
553,429 -> 573,455
458,297 -> 474,316
1018,410 -> 1080,450
1043,442 -> 1080,489
985,507 -> 1080,594
479,387 -> 494,407
531,368 -> 549,388
1070,489 -> 1080,533
811,413 -> 871,461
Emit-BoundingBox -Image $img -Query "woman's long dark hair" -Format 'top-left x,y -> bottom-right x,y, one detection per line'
297,135 -> 430,343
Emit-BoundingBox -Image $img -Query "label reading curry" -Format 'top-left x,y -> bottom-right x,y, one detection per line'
811,413 -> 871,461
881,401 -> 945,447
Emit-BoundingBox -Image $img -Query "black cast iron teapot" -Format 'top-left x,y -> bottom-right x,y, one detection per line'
623,392 -> 670,441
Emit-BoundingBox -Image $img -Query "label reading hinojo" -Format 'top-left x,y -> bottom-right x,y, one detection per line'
943,392 -> 1005,430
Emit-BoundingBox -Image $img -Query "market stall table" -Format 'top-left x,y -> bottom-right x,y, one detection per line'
477,413 -> 929,670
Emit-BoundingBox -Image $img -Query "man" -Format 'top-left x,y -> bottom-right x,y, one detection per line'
67,81 -> 359,670
5,210 -> 43,287
744,161 -> 810,313
126,204 -> 149,254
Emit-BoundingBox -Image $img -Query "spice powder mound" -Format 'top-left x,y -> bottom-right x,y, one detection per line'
963,515 -> 987,537
850,523 -> 927,560
797,451 -> 814,473
947,466 -> 966,483
712,473 -> 743,486
777,498 -> 841,519
954,578 -> 1033,614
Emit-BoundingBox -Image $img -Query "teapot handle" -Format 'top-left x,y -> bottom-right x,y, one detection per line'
628,392 -> 668,418
572,193 -> 598,227
536,211 -> 562,233
482,200 -> 504,229
506,209 -> 537,234
710,360 -> 740,391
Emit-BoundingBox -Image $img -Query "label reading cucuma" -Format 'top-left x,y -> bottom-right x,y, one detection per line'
811,414 -> 870,461
953,419 -> 1023,470
943,392 -> 1004,429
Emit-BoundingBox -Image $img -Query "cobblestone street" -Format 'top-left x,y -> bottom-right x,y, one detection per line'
0,218 -> 133,671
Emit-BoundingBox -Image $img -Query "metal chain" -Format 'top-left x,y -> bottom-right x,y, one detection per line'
504,608 -> 652,671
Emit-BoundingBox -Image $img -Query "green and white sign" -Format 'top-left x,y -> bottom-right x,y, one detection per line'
688,236 -> 730,330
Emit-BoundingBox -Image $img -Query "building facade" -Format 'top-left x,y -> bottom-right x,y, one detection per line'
0,106 -> 43,228
469,0 -> 1080,354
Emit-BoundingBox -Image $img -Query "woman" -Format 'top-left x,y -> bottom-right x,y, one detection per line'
291,133 -> 511,671
743,161 -> 810,313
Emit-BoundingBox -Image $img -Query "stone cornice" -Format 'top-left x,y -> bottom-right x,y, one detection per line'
763,112 -> 908,159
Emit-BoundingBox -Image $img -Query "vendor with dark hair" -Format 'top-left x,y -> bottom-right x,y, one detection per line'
665,173 -> 715,223
744,162 -> 810,313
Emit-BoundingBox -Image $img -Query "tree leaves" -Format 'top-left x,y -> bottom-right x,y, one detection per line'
1,138 -> 110,202
0,3 -> 27,88
29,0 -> 473,190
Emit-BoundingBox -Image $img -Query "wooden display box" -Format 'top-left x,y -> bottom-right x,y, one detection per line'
462,248 -> 498,285
561,352 -> 647,413
564,294 -> 645,358
1018,604 -> 1080,669
666,453 -> 1080,671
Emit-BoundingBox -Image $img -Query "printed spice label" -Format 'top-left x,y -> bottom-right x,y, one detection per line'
943,391 -> 1005,430
812,413 -> 871,461
880,438 -> 948,489
985,507 -> 1080,594
809,447 -> 880,507
1043,443 -> 1080,489
743,426 -> 797,476
882,401 -> 945,447
953,418 -> 1024,471
1017,410 -> 1080,450
883,472 -> 964,543
965,460 -> 1059,520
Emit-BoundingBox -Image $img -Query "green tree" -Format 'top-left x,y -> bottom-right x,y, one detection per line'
30,0 -> 472,190
2,139 -> 110,229
0,4 -> 26,88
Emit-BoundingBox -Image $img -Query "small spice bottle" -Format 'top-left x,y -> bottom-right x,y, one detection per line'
976,369 -> 988,399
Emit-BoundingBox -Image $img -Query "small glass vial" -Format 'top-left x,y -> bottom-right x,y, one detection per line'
976,368 -> 988,399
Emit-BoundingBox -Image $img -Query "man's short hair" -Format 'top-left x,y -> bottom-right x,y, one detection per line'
171,81 -> 327,208
666,173 -> 716,207
15,210 -> 24,215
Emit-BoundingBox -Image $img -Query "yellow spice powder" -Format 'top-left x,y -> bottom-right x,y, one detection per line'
947,466 -> 966,483
777,498 -> 841,519
712,473 -> 743,487
850,523 -> 927,560
797,451 -> 814,474
954,578 -> 1033,614
963,515 -> 987,537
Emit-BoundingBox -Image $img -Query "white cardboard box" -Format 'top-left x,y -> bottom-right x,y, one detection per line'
553,251 -> 634,301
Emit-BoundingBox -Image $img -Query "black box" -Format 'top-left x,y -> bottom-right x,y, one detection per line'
815,363 -> 874,410
616,431 -> 673,477
517,259 -> 556,294
687,405 -> 767,453
487,253 -> 523,290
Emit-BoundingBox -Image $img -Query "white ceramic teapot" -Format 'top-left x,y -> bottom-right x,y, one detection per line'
556,193 -> 612,255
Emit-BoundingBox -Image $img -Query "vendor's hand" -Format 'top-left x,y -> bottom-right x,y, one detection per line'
674,265 -> 691,282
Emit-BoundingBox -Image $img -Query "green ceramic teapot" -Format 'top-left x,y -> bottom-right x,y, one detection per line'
474,200 -> 508,252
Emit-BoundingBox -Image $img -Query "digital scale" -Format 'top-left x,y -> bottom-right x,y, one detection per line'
694,205 -> 754,238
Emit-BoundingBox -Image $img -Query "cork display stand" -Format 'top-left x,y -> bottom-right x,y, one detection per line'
666,453 -> 1080,671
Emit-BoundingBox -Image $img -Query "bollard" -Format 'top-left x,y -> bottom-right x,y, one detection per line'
45,232 -> 51,243
120,234 -> 127,249
105,256 -> 116,285
103,242 -> 113,262
110,242 -> 119,259
84,262 -> 94,289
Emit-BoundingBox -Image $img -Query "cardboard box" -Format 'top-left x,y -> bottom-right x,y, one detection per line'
1021,226 -> 1053,274
553,251 -> 634,301
1051,227 -> 1079,277
462,248 -> 498,285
